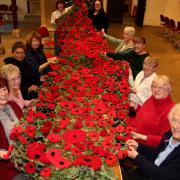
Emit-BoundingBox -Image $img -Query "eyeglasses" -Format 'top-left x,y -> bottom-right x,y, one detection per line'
15,51 -> 25,55
170,118 -> 180,127
8,75 -> 21,82
151,85 -> 167,91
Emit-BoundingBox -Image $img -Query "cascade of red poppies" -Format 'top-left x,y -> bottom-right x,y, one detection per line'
10,4 -> 133,179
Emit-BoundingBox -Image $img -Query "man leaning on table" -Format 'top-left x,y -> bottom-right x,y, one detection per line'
122,103 -> 180,180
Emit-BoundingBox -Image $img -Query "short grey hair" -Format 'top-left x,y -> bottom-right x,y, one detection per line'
124,26 -> 135,36
168,103 -> 180,121
1,64 -> 20,80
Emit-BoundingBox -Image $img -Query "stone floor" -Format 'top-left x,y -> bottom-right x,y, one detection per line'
0,21 -> 180,102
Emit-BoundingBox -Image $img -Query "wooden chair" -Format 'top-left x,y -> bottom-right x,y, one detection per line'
169,19 -> 177,41
163,16 -> 170,36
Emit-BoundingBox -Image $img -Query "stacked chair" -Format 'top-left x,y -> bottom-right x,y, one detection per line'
160,14 -> 180,51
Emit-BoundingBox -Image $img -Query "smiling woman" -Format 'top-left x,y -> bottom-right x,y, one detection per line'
130,75 -> 174,147
1,64 -> 32,110
0,76 -> 27,180
130,56 -> 159,105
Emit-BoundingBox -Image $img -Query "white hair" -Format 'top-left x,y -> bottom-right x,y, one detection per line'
168,103 -> 180,121
124,26 -> 135,36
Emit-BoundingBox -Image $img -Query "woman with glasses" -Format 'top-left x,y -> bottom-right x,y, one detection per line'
88,0 -> 109,33
130,56 -> 159,106
0,76 -> 27,180
1,64 -> 32,110
130,75 -> 174,147
4,41 -> 41,100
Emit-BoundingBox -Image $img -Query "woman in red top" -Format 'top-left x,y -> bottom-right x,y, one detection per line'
130,75 -> 174,147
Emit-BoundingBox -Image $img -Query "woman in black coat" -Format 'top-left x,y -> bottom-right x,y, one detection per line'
88,0 -> 109,33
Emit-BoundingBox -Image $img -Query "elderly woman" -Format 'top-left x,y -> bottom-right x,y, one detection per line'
103,26 -> 135,53
130,56 -> 158,106
1,64 -> 31,110
88,0 -> 109,33
4,41 -> 41,100
130,75 -> 174,147
0,76 -> 27,180
107,36 -> 149,79
124,103 -> 180,180
25,31 -> 57,81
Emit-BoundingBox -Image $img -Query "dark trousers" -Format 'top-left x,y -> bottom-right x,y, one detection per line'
122,167 -> 150,180
54,31 -> 61,56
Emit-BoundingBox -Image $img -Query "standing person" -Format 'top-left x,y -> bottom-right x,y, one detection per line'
130,56 -> 158,106
88,0 -> 109,33
1,64 -> 31,110
124,103 -> 180,180
0,76 -> 27,180
25,31 -> 57,81
107,36 -> 148,79
50,0 -> 72,56
103,26 -> 135,53
130,75 -> 174,147
4,41 -> 40,100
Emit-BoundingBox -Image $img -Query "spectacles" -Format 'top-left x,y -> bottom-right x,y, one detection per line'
170,118 -> 180,127
8,75 -> 21,82
151,85 -> 167,91
15,51 -> 25,55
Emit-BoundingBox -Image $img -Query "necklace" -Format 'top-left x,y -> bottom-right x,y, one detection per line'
2,106 -> 14,122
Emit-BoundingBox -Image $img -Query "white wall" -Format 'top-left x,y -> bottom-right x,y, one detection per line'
144,0 -> 180,26
0,0 -> 27,21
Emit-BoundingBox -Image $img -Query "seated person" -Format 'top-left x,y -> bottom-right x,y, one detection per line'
25,31 -> 57,81
1,64 -> 32,110
107,36 -> 149,79
4,41 -> 41,100
130,56 -> 158,106
103,26 -> 135,53
130,75 -> 174,147
124,103 -> 180,180
0,76 -> 27,180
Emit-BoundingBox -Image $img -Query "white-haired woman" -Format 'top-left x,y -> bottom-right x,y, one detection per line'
130,75 -> 174,147
124,103 -> 180,180
0,76 -> 28,180
103,26 -> 135,53
1,64 -> 31,110
130,56 -> 159,106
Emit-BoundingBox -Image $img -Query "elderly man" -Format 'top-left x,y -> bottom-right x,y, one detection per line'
123,103 -> 180,180
103,26 -> 135,53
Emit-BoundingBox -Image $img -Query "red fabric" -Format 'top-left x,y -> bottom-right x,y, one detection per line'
0,101 -> 23,180
37,26 -> 49,38
7,101 -> 23,120
133,95 -> 174,147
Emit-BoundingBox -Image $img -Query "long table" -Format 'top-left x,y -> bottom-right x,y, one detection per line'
113,163 -> 123,180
